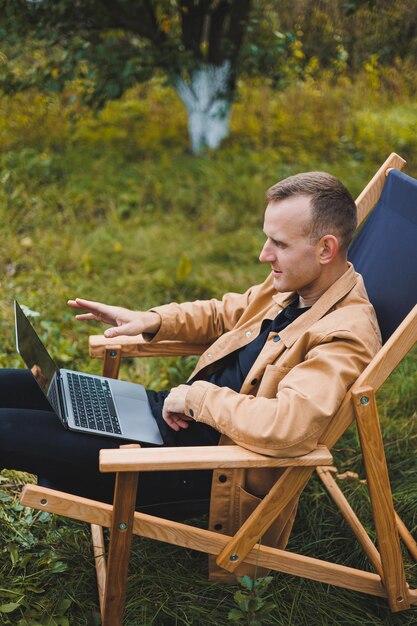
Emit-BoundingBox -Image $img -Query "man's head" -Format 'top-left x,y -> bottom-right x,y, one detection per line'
265,171 -> 357,253
260,172 -> 357,306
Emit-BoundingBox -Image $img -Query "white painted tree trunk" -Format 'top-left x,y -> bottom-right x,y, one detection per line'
174,60 -> 232,154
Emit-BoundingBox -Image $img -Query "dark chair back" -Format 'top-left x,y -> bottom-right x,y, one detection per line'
349,169 -> 417,343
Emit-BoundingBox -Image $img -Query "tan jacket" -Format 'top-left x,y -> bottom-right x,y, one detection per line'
149,264 -> 381,579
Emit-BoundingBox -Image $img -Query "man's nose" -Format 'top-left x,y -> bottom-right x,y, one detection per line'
259,241 -> 274,263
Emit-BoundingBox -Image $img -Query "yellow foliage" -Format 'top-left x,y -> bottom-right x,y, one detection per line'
0,91 -> 73,152
176,254 -> 192,283
1,65 -> 416,174
74,79 -> 188,157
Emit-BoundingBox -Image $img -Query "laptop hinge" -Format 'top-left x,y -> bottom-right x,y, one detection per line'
54,372 -> 69,428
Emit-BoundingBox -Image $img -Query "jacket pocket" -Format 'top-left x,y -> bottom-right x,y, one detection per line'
257,364 -> 292,398
237,484 -> 299,552
238,484 -> 262,522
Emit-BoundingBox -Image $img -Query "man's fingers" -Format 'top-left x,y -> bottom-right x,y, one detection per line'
162,402 -> 191,430
68,298 -> 111,315
174,416 -> 190,429
103,322 -> 135,338
74,313 -> 100,321
68,298 -> 121,327
68,298 -> 99,310
104,327 -> 122,338
162,411 -> 179,431
164,414 -> 190,431
166,418 -> 180,431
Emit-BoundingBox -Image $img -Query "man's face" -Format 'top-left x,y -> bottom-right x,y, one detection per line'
259,195 -> 323,298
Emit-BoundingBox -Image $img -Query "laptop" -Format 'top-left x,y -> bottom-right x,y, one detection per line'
14,301 -> 163,445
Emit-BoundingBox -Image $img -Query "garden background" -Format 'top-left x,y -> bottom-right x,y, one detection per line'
0,1 -> 417,624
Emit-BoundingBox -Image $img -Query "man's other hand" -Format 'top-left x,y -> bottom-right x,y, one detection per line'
67,298 -> 161,338
162,385 -> 195,431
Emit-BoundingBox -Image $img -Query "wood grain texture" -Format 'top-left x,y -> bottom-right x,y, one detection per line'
21,484 -> 389,599
101,443 -> 141,624
99,444 -> 332,473
353,386 -> 410,612
90,334 -> 208,358
102,346 -> 122,379
91,524 -> 106,618
102,470 -> 139,626
395,512 -> 417,562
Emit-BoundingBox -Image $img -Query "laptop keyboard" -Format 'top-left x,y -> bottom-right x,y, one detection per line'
67,373 -> 122,434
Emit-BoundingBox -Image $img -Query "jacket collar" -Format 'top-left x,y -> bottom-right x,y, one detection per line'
271,263 -> 358,348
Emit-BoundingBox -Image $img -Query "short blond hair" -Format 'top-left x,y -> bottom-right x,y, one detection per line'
266,172 -> 357,251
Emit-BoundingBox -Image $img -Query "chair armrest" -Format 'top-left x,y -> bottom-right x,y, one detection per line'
89,334 -> 209,359
99,444 -> 332,473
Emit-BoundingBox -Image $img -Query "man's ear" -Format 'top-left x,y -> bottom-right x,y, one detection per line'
318,235 -> 340,264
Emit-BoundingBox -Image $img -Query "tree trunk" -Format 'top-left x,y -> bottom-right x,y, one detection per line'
174,60 -> 232,154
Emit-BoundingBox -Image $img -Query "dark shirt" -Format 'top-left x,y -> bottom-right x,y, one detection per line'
200,298 -> 309,392
147,298 -> 309,445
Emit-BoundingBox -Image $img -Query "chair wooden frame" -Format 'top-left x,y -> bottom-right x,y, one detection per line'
20,153 -> 417,625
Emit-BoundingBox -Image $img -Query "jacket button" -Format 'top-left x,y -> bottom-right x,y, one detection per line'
207,353 -> 213,359
189,409 -> 194,417
245,331 -> 252,337
251,378 -> 258,386
214,523 -> 223,531
273,336 -> 280,342
218,474 -> 227,483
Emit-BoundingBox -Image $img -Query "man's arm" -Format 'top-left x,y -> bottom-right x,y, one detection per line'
163,331 -> 377,457
67,298 -> 161,338
147,281 -> 266,345
68,281 -> 263,344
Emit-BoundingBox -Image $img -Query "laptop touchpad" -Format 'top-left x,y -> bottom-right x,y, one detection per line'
112,388 -> 163,444
115,395 -> 148,418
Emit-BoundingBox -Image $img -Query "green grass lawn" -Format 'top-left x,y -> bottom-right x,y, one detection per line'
0,77 -> 416,625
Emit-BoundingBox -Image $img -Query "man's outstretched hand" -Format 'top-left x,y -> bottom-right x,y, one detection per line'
67,298 -> 161,339
70,299 -> 195,431
162,385 -> 195,431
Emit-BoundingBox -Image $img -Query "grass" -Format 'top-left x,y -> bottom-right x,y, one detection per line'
0,74 -> 416,624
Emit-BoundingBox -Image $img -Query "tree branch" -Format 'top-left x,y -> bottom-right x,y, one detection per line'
226,0 -> 252,64
179,0 -> 212,61
207,0 -> 230,65
99,0 -> 167,45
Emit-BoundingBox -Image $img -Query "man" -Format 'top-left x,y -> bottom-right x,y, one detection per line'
69,172 -> 380,457
0,172 -> 381,565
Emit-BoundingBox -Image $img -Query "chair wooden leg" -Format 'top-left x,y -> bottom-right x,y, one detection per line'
22,483 -> 417,603
102,470 -> 139,626
100,443 -> 141,626
395,512 -> 417,562
316,467 -> 384,578
353,386 -> 410,612
91,524 -> 106,618
102,346 -> 122,378
316,467 -> 417,567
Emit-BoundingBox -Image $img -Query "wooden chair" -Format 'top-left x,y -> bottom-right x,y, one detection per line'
21,153 -> 417,625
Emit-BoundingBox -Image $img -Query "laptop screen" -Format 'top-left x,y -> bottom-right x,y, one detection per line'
14,301 -> 58,396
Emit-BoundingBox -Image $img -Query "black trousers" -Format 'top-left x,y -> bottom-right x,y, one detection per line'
0,370 -> 220,520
